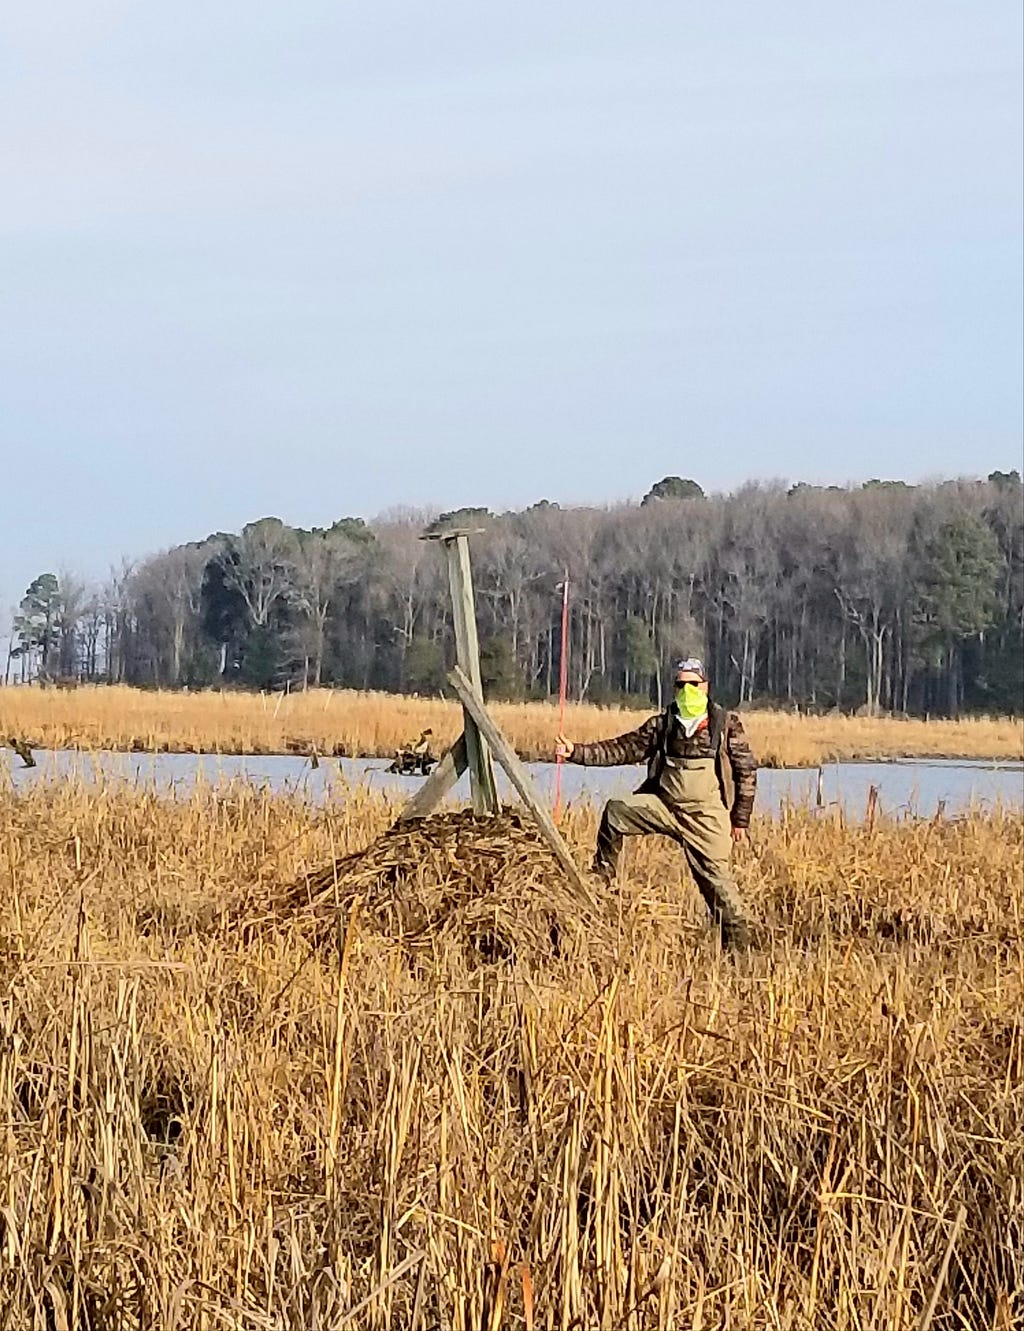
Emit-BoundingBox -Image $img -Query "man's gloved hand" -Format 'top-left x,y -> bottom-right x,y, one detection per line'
555,735 -> 574,760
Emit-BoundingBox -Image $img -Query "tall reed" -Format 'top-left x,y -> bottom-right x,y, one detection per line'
2,683 -> 1022,767
0,777 -> 1020,1328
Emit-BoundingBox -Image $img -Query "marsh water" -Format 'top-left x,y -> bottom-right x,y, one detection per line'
4,749 -> 1022,819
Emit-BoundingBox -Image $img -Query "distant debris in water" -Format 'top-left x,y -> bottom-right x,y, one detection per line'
8,737 -> 36,768
387,729 -> 437,776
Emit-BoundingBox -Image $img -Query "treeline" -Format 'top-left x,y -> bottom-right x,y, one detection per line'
6,473 -> 1023,716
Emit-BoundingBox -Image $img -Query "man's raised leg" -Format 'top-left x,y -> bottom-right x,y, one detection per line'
594,793 -> 686,881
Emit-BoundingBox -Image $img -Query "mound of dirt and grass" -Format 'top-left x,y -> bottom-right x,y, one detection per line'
271,807 -> 602,963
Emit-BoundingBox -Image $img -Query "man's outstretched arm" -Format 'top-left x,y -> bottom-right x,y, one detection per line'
558,714 -> 663,767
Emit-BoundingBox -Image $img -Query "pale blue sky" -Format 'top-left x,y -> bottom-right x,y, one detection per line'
2,2 -> 1022,631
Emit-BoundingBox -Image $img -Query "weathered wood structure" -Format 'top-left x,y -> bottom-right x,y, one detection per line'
398,529 -> 596,911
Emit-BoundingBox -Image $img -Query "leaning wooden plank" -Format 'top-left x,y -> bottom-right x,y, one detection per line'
447,667 -> 599,913
397,734 -> 469,822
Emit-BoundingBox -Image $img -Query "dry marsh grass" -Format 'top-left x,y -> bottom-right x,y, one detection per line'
0,776 -> 1020,1329
2,683 -> 1022,768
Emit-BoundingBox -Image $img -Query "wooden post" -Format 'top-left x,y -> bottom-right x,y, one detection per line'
440,533 -> 498,815
448,666 -> 599,913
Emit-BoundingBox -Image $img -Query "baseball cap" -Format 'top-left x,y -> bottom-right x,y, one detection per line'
674,657 -> 707,681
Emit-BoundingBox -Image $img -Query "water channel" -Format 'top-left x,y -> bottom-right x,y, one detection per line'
4,750 -> 1022,819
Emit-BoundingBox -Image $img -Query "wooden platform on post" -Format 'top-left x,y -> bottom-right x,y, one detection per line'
446,667 -> 598,912
419,528 -> 498,815
397,527 -> 596,913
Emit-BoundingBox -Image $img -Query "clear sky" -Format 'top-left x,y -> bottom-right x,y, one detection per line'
2,2 -> 1022,634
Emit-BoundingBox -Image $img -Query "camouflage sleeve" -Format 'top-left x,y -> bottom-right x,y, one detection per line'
568,714 -> 663,767
726,712 -> 758,827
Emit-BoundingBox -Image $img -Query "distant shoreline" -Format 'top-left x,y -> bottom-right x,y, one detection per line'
4,739 -> 1024,772
2,684 -> 1021,770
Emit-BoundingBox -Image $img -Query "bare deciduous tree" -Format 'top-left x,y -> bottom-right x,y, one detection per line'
222,519 -> 298,630
27,474 -> 1020,715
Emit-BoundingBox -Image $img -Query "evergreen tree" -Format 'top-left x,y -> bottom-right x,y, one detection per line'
915,514 -> 1000,715
641,476 -> 705,505
13,574 -> 62,679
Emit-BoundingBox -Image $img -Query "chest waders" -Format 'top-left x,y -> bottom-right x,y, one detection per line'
647,703 -> 735,811
593,703 -> 750,948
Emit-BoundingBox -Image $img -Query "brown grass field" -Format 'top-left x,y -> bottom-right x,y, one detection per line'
0,773 -> 1020,1329
1,684 -> 1022,768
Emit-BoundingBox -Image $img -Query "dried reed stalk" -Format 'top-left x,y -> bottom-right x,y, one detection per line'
0,777 -> 1019,1328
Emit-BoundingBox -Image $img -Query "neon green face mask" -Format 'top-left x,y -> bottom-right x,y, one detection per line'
675,683 -> 707,719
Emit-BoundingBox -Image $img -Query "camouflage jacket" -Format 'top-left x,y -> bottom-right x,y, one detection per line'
567,702 -> 758,828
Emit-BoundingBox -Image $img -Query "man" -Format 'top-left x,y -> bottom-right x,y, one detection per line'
556,657 -> 757,948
